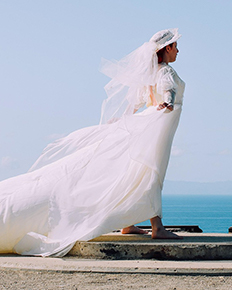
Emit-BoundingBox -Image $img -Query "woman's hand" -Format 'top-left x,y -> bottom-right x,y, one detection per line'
157,102 -> 173,111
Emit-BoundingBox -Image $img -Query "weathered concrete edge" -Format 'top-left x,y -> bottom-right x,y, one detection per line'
69,241 -> 232,260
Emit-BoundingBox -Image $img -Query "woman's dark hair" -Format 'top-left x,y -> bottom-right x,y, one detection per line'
157,43 -> 173,64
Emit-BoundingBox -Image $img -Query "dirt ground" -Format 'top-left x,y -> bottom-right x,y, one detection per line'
0,269 -> 232,290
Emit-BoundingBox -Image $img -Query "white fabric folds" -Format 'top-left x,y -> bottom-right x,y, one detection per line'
0,64 -> 185,257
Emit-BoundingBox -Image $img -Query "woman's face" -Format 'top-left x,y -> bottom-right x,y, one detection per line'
168,42 -> 179,63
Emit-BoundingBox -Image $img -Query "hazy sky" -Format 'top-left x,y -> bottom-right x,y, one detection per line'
0,0 -> 232,182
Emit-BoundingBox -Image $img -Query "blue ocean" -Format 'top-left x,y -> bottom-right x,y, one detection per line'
138,195 -> 232,233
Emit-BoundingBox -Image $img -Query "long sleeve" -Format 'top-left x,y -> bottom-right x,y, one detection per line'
163,90 -> 175,106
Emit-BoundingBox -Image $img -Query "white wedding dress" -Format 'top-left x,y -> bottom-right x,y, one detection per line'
0,63 -> 185,257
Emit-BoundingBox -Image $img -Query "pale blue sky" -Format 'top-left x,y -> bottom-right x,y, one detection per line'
0,0 -> 232,182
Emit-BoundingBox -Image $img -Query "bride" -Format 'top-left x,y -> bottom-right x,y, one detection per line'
0,28 -> 185,257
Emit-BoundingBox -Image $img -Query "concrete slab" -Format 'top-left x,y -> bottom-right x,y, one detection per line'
1,255 -> 232,275
69,232 -> 232,260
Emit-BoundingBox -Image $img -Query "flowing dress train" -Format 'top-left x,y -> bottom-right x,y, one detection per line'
0,63 -> 185,256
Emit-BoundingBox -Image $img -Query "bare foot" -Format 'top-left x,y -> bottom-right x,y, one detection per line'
152,227 -> 183,239
121,225 -> 148,235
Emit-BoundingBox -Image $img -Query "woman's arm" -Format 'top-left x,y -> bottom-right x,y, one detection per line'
157,90 -> 175,111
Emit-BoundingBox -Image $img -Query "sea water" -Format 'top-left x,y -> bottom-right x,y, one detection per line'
138,195 -> 232,233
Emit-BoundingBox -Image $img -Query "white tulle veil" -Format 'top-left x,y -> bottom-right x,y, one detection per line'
99,28 -> 181,124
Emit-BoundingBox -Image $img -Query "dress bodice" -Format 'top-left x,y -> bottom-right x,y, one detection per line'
148,63 -> 185,107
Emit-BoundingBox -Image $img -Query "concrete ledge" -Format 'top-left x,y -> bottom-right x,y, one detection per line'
68,233 -> 232,260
